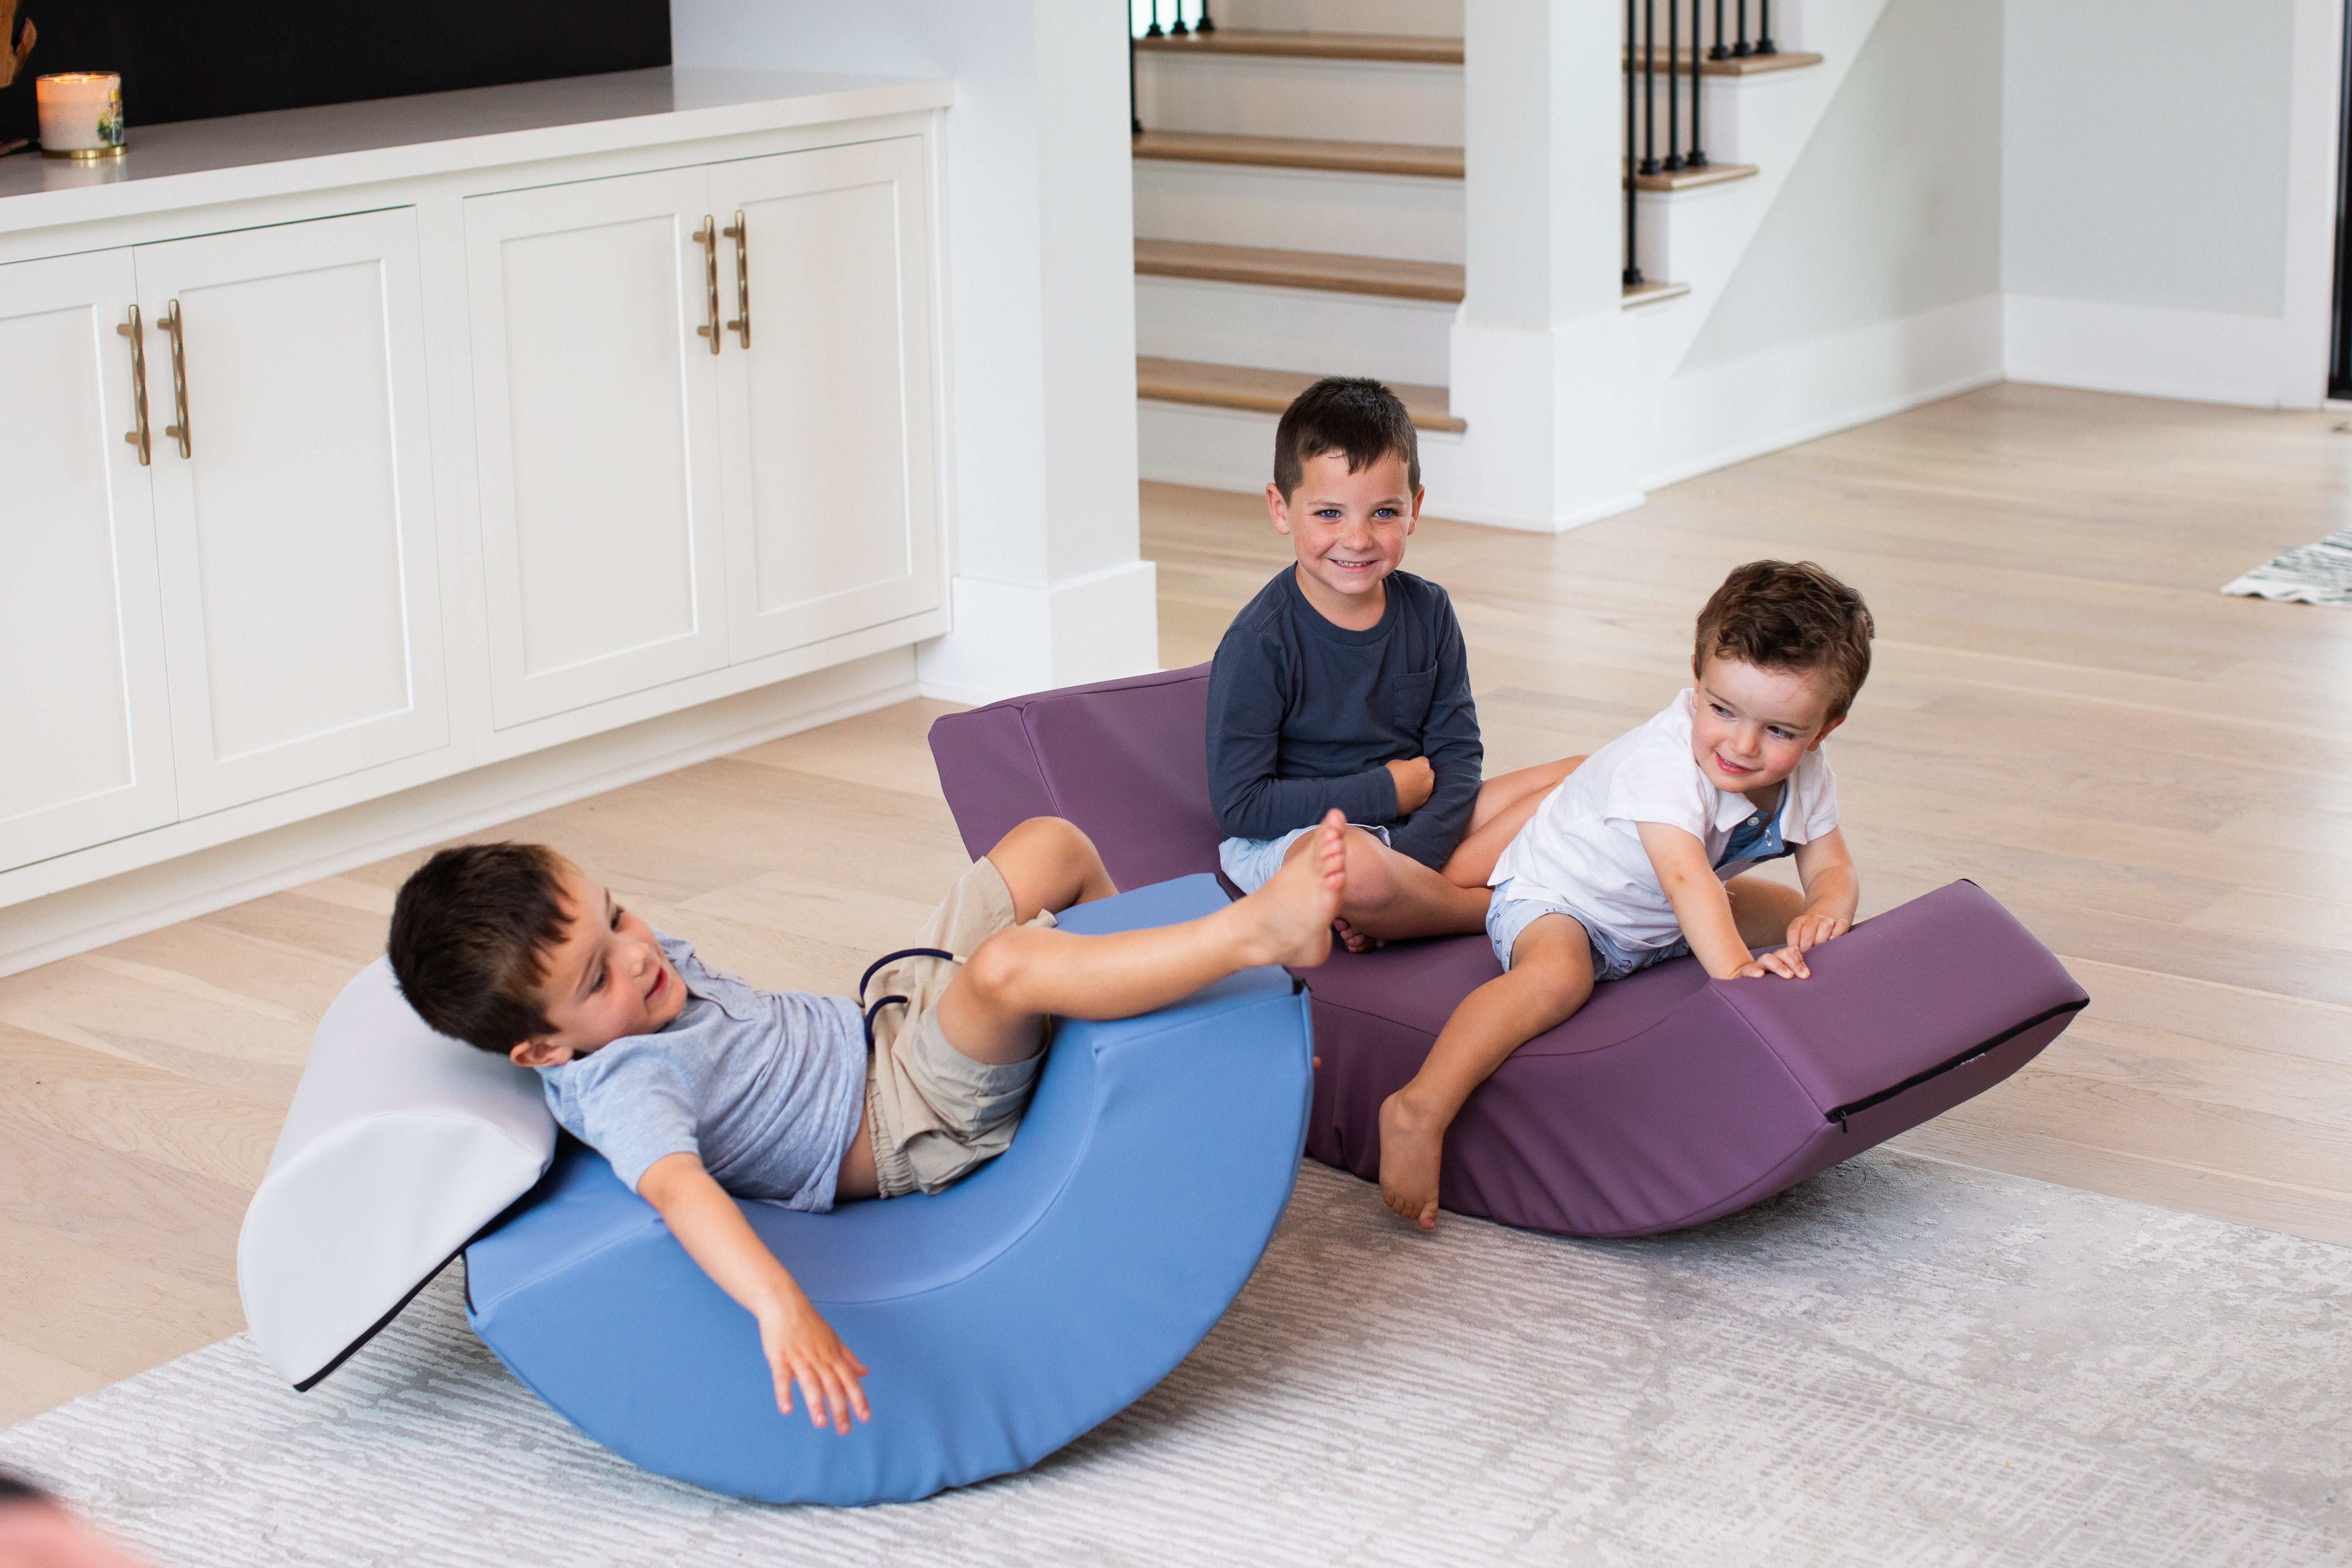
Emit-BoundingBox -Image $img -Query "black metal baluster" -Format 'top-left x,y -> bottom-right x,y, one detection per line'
1709,0 -> 1729,61
1171,0 -> 1189,37
1733,0 -> 1751,58
1687,0 -> 1708,167
1195,0 -> 1214,32
1664,0 -> 1682,171
1647,0 -> 1659,166
1624,0 -> 1644,286
1145,0 -> 1164,38
1130,0 -> 1142,133
1756,0 -> 1777,55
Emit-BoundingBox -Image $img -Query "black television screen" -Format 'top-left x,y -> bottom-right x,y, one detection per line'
1,0 -> 670,148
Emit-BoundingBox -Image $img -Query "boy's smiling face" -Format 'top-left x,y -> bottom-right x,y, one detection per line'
1690,654 -> 1844,798
508,862 -> 688,1067
1265,448 -> 1421,626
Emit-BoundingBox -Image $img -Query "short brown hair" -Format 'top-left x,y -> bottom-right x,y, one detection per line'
1692,560 -> 1875,722
1272,376 -> 1420,500
387,842 -> 573,1053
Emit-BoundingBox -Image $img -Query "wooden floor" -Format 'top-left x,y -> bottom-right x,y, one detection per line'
4,382 -> 2349,1427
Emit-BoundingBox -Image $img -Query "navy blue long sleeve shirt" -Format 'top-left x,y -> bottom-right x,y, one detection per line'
1206,567 -> 1484,871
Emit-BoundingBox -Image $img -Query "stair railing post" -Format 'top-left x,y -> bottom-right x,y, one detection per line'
1664,0 -> 1683,171
1171,0 -> 1189,38
1708,0 -> 1729,60
1639,0 -> 1660,175
1733,0 -> 1751,58
1195,0 -> 1214,32
1129,0 -> 1142,133
1755,0 -> 1777,55
1145,0 -> 1164,38
1624,0 -> 1644,286
1687,0 -> 1708,167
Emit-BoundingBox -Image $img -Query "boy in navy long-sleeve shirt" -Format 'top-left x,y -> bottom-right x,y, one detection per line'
1208,378 -> 1585,949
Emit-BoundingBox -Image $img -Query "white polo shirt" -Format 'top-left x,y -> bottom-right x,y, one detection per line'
1489,689 -> 1840,952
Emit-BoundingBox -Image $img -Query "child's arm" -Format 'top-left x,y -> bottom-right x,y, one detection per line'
1208,632 -> 1400,838
637,1152 -> 872,1433
1635,822 -> 1806,980
1385,593 -> 1484,869
1783,828 -> 1859,956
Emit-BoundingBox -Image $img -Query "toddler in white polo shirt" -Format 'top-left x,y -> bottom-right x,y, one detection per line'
1375,560 -> 1875,1229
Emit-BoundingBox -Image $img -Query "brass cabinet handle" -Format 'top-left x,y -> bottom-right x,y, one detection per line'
160,298 -> 191,458
693,215 -> 722,355
723,210 -> 750,349
116,305 -> 151,465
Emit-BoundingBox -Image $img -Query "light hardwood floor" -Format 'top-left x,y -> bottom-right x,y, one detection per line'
3,382 -> 2347,1427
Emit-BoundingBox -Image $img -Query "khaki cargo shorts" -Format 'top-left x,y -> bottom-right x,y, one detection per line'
861,856 -> 1056,1199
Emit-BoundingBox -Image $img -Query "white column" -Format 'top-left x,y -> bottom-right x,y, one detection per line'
1430,0 -> 1649,532
670,0 -> 1158,701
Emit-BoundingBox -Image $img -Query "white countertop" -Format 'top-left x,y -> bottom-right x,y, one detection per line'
0,67 -> 953,233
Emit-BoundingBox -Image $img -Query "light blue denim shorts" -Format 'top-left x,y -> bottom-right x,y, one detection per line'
1486,876 -> 1689,981
1218,823 -> 1391,894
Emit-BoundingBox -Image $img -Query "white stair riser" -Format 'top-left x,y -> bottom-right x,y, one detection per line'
1134,160 -> 1464,263
1626,72 -> 1812,173
1213,0 -> 1463,38
1139,398 -> 1469,499
1136,53 -> 1462,147
1137,274 -> 1456,385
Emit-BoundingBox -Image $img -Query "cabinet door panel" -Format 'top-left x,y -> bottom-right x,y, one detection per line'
138,209 -> 447,816
466,168 -> 728,726
711,137 -> 941,661
0,250 -> 176,871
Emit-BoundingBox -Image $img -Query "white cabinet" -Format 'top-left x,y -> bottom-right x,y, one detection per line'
136,209 -> 447,814
0,250 -> 177,872
466,136 -> 940,724
465,168 -> 730,728
712,137 -> 941,662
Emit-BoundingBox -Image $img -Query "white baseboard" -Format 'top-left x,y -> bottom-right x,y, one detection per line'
0,650 -> 920,979
1647,294 -> 2006,490
914,561 -> 1161,701
2003,293 -> 2290,409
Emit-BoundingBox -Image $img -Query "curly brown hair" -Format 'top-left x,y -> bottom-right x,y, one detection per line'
1692,560 -> 1875,722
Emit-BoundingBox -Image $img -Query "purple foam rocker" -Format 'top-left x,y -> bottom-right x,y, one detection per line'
927,666 -> 2087,1238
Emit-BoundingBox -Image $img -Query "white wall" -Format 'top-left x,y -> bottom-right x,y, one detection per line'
670,0 -> 1159,697
2000,0 -> 2341,407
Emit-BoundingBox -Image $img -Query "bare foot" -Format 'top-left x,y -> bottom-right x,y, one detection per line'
1377,1090 -> 1444,1230
1332,916 -> 1383,954
1238,810 -> 1347,969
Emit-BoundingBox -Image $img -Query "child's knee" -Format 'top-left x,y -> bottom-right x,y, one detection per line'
1339,830 -> 1400,906
959,930 -> 1031,1011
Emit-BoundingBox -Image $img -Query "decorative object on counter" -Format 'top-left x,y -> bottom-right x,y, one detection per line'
36,70 -> 121,158
0,137 -> 27,157
0,0 -> 33,90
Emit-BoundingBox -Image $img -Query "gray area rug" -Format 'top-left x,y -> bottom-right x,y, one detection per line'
4,1152 -> 2348,1567
2223,526 -> 2352,607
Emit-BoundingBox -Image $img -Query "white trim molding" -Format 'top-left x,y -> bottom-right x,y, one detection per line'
916,560 -> 1162,703
2004,293 -> 2290,408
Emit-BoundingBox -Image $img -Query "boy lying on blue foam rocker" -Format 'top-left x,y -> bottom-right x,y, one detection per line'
387,812 -> 1349,1436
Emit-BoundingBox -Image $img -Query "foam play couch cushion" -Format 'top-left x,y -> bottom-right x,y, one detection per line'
463,875 -> 1314,1505
927,666 -> 2089,1238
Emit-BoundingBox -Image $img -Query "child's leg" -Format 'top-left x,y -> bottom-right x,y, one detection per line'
1724,873 -> 1804,949
1441,755 -> 1588,889
1302,827 -> 1490,948
1376,913 -> 1596,1229
980,815 -> 1118,922
932,811 -> 1349,1066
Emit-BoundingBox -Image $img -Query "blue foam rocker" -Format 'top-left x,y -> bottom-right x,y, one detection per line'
239,875 -> 1314,1506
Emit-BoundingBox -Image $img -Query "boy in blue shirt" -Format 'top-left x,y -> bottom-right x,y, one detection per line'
388,812 -> 1348,1437
1208,377 -> 1581,949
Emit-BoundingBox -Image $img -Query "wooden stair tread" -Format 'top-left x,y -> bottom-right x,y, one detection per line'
1621,278 -> 1692,307
1623,47 -> 1826,76
1135,29 -> 1464,66
1135,241 -> 1464,302
1133,130 -> 1463,180
1138,357 -> 1466,433
1630,160 -> 1758,192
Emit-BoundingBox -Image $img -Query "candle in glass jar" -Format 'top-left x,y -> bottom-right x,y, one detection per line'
37,73 -> 125,158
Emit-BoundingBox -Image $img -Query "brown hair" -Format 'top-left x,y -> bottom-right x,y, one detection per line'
387,842 -> 574,1053
1692,560 -> 1875,722
1272,376 -> 1420,500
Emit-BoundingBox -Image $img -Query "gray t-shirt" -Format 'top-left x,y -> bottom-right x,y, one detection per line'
535,932 -> 867,1209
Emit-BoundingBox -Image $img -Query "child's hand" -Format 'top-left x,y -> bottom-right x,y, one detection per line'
1785,911 -> 1849,954
1386,756 -> 1435,814
756,1298 -> 873,1434
1735,946 -> 1811,980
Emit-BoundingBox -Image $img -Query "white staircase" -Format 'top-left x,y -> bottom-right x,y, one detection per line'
1131,0 -> 1889,521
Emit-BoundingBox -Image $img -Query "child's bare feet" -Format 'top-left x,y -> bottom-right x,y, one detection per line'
1332,915 -> 1384,954
1377,1091 -> 1444,1230
1238,810 -> 1348,969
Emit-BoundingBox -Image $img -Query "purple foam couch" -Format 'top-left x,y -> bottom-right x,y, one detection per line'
929,666 -> 2088,1238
